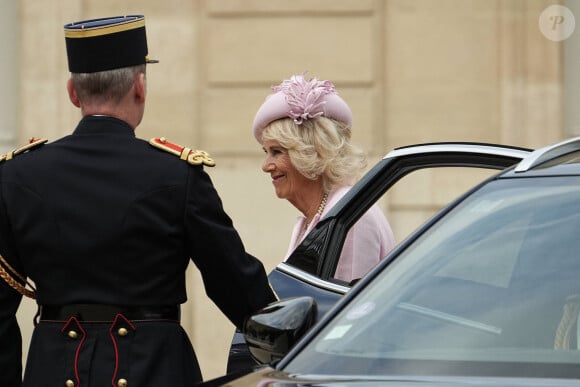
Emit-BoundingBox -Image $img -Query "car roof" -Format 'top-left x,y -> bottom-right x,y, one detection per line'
501,136 -> 580,178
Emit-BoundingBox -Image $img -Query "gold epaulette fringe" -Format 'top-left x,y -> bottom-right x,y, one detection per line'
0,138 -> 48,163
149,137 -> 215,167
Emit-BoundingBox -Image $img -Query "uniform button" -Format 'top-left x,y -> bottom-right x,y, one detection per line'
67,330 -> 78,339
65,379 -> 75,387
117,378 -> 128,387
117,327 -> 128,337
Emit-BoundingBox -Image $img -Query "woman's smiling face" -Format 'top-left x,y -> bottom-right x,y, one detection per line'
261,139 -> 311,202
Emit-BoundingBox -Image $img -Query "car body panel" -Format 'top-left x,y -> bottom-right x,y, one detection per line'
205,365 -> 580,387
268,264 -> 347,318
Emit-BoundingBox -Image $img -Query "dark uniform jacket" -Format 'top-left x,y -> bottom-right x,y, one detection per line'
0,116 -> 276,386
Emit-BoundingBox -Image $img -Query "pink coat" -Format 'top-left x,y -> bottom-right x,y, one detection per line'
286,186 -> 396,282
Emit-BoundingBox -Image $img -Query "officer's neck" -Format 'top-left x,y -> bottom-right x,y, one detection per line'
81,102 -> 143,130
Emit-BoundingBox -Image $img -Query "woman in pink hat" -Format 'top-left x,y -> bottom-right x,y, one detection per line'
253,73 -> 396,282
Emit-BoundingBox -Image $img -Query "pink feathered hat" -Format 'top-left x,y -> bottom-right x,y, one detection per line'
252,73 -> 353,143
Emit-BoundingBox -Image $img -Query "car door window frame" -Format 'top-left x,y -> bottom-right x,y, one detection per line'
286,143 -> 531,283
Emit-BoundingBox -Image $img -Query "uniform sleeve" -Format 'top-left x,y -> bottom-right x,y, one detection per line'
0,170 -> 25,387
334,204 -> 396,282
184,167 -> 277,329
0,283 -> 23,386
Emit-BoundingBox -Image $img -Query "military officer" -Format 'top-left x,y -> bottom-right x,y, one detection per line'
0,15 -> 276,387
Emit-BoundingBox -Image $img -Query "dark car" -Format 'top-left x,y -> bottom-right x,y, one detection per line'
227,142 -> 531,372
214,136 -> 580,386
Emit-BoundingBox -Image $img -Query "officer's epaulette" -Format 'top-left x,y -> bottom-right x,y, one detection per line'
149,137 -> 215,167
0,138 -> 48,163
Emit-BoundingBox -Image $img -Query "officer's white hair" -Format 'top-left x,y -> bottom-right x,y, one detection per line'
71,64 -> 146,105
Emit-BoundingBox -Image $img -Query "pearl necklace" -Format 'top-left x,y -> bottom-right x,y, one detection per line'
316,192 -> 328,217
304,192 -> 328,231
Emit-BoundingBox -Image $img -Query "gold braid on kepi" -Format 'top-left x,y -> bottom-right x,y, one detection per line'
0,255 -> 36,299
64,15 -> 158,73
554,294 -> 580,350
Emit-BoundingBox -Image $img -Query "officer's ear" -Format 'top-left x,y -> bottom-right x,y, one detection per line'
66,78 -> 81,108
134,72 -> 146,103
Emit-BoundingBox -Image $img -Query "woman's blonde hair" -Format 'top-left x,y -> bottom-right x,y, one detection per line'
262,117 -> 367,193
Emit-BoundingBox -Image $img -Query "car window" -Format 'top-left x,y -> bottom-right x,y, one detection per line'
324,166 -> 499,284
378,166 -> 498,245
327,166 -> 501,282
284,176 -> 580,378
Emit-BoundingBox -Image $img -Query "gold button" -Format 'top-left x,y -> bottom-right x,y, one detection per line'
117,378 -> 128,387
68,330 -> 78,339
117,327 -> 128,337
65,380 -> 75,387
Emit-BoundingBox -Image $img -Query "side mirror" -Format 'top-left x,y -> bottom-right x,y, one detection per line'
243,296 -> 317,364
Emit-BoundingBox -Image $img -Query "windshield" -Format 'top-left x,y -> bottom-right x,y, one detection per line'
284,176 -> 580,379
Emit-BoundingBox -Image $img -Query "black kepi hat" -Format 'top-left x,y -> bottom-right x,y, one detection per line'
64,15 -> 158,73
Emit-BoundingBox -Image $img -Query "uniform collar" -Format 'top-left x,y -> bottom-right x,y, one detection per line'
73,115 -> 136,136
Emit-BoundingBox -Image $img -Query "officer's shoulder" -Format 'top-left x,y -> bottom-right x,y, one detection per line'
0,138 -> 48,163
148,137 -> 215,167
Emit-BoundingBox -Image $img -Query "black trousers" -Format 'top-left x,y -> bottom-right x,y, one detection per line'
23,315 -> 201,386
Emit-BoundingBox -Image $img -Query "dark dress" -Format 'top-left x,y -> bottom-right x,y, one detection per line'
0,115 -> 276,386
